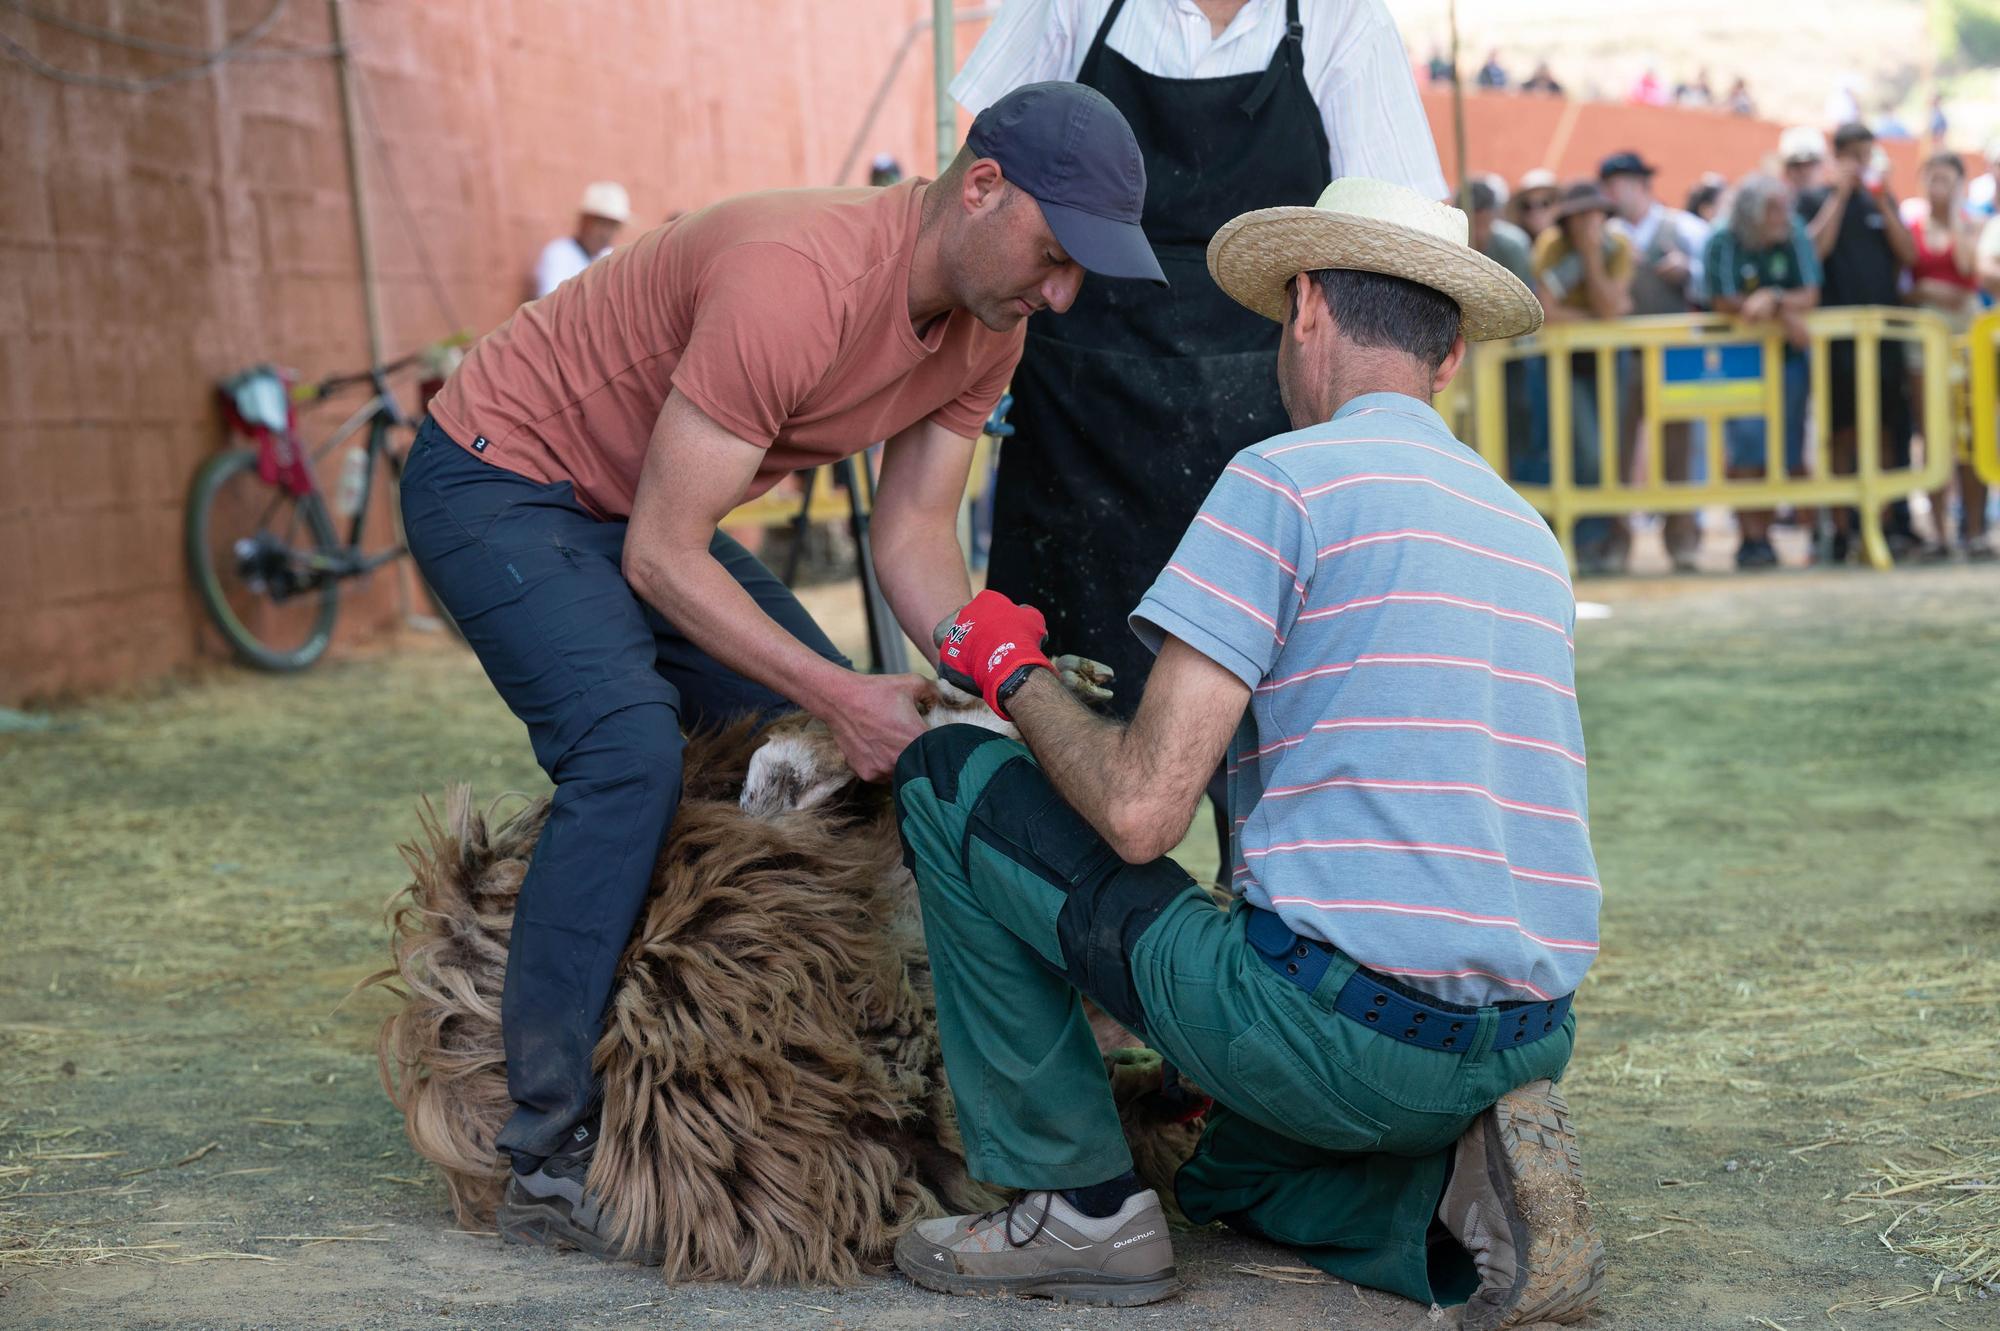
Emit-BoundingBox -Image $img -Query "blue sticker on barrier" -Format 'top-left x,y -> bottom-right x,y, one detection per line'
1663,343 -> 1765,385
1659,342 -> 1769,415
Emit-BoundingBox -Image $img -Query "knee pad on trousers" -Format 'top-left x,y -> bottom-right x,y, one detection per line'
893,722 -> 1013,810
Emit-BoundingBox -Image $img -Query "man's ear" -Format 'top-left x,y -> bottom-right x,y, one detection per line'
1431,333 -> 1469,394
960,158 -> 1006,216
1287,272 -> 1321,343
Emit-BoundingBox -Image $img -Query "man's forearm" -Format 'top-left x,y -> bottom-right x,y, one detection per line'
626,541 -> 854,714
1878,197 -> 1918,267
871,513 -> 972,669
1008,671 -> 1190,863
1809,188 -> 1848,258
1577,251 -> 1629,319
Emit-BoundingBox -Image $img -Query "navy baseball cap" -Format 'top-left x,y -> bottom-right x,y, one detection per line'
966,82 -> 1167,285
1598,151 -> 1657,180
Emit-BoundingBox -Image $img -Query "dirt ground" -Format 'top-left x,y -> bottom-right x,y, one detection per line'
2,566 -> 1997,1331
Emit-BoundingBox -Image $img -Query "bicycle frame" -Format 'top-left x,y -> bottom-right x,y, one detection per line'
301,366 -> 413,579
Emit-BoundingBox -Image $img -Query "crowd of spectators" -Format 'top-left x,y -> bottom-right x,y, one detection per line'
1426,50 -> 1756,117
1466,124 -> 2000,571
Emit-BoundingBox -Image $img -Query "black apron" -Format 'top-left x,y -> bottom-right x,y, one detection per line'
986,0 -> 1331,715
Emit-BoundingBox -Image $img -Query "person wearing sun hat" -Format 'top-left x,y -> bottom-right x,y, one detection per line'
1529,179 -> 1636,572
892,178 -> 1603,1328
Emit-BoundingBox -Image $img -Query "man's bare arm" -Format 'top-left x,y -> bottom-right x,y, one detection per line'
1877,192 -> 1918,268
1008,636 -> 1251,863
624,390 -> 932,780
871,419 -> 978,668
1807,182 -> 1850,259
1577,242 -> 1633,320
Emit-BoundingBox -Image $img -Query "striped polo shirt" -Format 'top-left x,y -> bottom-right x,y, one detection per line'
1130,391 -> 1598,1005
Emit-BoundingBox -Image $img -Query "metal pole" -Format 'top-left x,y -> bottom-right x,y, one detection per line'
933,0 -> 956,172
1449,0 -> 1469,208
329,0 -> 385,366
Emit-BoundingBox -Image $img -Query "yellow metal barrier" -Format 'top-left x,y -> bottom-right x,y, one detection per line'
1967,310 -> 2000,490
1469,307 -> 1956,570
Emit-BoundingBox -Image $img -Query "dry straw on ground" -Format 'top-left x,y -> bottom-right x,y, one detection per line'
1573,948 -> 2000,1314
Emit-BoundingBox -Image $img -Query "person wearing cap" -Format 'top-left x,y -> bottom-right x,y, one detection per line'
400,82 -> 1162,1259
1508,166 -> 1561,242
1532,180 -> 1635,572
1600,150 -> 1711,570
892,179 -> 1603,1327
1778,126 -> 1828,198
531,181 -> 631,299
1799,121 -> 1920,560
948,0 -> 1445,748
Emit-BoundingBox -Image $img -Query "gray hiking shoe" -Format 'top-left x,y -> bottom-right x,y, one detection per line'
894,1187 -> 1179,1306
1438,1079 -> 1606,1329
495,1123 -> 661,1265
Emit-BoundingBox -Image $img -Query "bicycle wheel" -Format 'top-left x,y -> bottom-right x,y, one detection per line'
185,448 -> 342,671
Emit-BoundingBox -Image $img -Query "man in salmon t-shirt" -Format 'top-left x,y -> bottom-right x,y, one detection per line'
398,81 -> 1165,1259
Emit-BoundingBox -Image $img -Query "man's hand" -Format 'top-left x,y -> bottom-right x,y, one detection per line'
1739,287 -> 1780,323
1834,156 -> 1863,196
931,590 -> 1053,718
1654,248 -> 1691,284
822,672 -> 936,782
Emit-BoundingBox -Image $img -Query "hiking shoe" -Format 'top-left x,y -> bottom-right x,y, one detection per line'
894,1188 -> 1179,1306
495,1122 -> 661,1265
1438,1079 -> 1605,1329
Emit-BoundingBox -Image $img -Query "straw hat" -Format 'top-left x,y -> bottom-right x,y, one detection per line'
1206,178 -> 1543,342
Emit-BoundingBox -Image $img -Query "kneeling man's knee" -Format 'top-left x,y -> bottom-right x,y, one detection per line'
892,722 -> 1012,812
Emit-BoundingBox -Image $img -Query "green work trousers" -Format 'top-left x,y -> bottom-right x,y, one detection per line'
891,726 -> 1577,1306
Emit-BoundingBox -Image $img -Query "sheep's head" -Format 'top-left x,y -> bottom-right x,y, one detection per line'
737,688 -> 1010,818
737,656 -> 1113,818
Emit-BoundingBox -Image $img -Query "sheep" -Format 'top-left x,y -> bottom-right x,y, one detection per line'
368,690 -> 1206,1284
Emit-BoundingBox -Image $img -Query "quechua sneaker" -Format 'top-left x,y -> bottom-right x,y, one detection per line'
894,1187 -> 1179,1306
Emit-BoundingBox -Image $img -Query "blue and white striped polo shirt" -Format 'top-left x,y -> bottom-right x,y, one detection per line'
1130,391 -> 1598,1005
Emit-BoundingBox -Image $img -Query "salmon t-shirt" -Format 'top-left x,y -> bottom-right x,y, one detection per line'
429,179 -> 1025,518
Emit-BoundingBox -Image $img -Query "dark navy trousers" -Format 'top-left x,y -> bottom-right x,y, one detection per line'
399,417 -> 850,1164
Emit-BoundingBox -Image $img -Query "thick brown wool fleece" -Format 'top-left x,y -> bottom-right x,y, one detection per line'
366,720 -> 1201,1285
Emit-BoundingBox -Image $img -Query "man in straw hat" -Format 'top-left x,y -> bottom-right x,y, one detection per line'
404,81 -> 1163,1261
892,178 -> 1604,1326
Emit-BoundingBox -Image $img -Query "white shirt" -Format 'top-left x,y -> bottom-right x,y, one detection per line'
1614,201 -> 1710,302
532,235 -> 607,299
951,0 -> 1446,201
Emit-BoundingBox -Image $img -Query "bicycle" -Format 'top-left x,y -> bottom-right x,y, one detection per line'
184,335 -> 468,671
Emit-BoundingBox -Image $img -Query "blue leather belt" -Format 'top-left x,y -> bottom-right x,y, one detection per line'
1246,906 -> 1572,1054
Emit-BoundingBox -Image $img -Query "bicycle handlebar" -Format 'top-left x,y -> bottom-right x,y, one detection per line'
291,331 -> 473,404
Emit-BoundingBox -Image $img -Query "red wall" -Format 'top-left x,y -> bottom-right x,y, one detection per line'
1,0 -> 980,704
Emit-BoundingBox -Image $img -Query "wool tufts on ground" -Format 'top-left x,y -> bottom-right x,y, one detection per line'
368,718 -> 1200,1285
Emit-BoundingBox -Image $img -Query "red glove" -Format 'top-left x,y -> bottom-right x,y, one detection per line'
934,590 -> 1053,719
